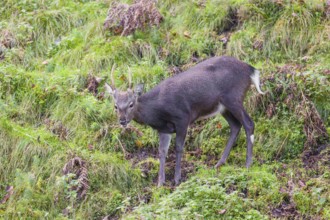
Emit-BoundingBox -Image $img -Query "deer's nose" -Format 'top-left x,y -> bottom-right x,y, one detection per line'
119,119 -> 127,126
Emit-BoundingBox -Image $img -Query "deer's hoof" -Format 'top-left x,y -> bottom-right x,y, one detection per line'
245,160 -> 253,168
215,160 -> 225,170
157,179 -> 165,187
174,177 -> 181,186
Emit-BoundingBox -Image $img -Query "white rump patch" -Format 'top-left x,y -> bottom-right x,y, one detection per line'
218,103 -> 226,114
199,103 -> 226,120
250,135 -> 254,144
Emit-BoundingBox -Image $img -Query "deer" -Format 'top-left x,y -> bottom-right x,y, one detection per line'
104,56 -> 265,186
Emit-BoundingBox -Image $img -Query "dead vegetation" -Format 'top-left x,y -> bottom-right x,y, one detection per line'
86,74 -> 102,96
44,118 -> 69,140
0,46 -> 4,60
0,186 -> 14,204
303,144 -> 330,172
298,93 -> 328,151
0,30 -> 16,49
62,156 -> 89,200
104,0 -> 163,36
221,7 -> 239,33
0,30 -> 16,60
249,64 -> 329,158
271,152 -> 329,219
272,179 -> 301,219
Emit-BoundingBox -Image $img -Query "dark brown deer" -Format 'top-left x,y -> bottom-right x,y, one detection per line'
105,56 -> 265,186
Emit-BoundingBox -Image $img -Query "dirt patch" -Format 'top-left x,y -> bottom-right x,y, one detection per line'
271,152 -> 329,219
165,149 -> 196,186
271,175 -> 303,219
128,147 -> 198,186
303,144 -> 330,173
128,147 -> 158,176
272,202 -> 300,219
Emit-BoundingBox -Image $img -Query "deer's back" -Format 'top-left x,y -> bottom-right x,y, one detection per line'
156,56 -> 254,101
138,56 -> 255,129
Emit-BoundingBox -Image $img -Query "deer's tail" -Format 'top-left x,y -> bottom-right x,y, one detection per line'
250,69 -> 265,95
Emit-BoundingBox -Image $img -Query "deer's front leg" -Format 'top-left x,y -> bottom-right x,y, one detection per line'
174,127 -> 187,186
158,132 -> 171,187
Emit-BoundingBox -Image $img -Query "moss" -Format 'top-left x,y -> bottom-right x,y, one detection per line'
127,166 -> 281,219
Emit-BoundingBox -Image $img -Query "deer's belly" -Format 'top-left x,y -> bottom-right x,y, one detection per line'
198,103 -> 226,120
152,121 -> 176,134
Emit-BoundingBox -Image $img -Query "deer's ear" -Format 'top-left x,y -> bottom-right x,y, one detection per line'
105,83 -> 115,96
134,84 -> 144,97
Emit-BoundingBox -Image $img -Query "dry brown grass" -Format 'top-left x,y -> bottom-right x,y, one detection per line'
63,156 -> 89,200
249,65 -> 328,154
0,30 -> 16,49
44,118 -> 69,141
86,74 -> 102,96
104,0 -> 163,36
0,186 -> 14,204
0,29 -> 16,60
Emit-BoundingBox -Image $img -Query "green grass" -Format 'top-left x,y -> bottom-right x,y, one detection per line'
0,0 -> 329,219
126,166 -> 282,219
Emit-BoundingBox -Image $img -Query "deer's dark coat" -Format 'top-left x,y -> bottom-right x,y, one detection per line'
106,56 -> 264,186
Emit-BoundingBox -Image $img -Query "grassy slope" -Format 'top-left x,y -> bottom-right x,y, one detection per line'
0,0 -> 329,219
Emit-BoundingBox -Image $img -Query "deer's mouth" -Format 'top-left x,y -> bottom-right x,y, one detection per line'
120,120 -> 130,128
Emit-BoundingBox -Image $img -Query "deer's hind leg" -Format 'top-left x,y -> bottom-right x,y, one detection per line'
217,100 -> 255,168
215,111 -> 242,168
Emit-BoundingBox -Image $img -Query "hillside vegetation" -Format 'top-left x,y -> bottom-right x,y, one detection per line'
0,0 -> 329,219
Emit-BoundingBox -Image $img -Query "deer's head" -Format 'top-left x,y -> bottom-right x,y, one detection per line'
105,65 -> 144,127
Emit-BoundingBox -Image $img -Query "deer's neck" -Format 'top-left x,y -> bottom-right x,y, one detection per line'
132,101 -> 148,125
132,90 -> 160,127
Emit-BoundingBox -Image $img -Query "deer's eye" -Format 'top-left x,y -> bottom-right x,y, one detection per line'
114,104 -> 118,110
129,103 -> 134,108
